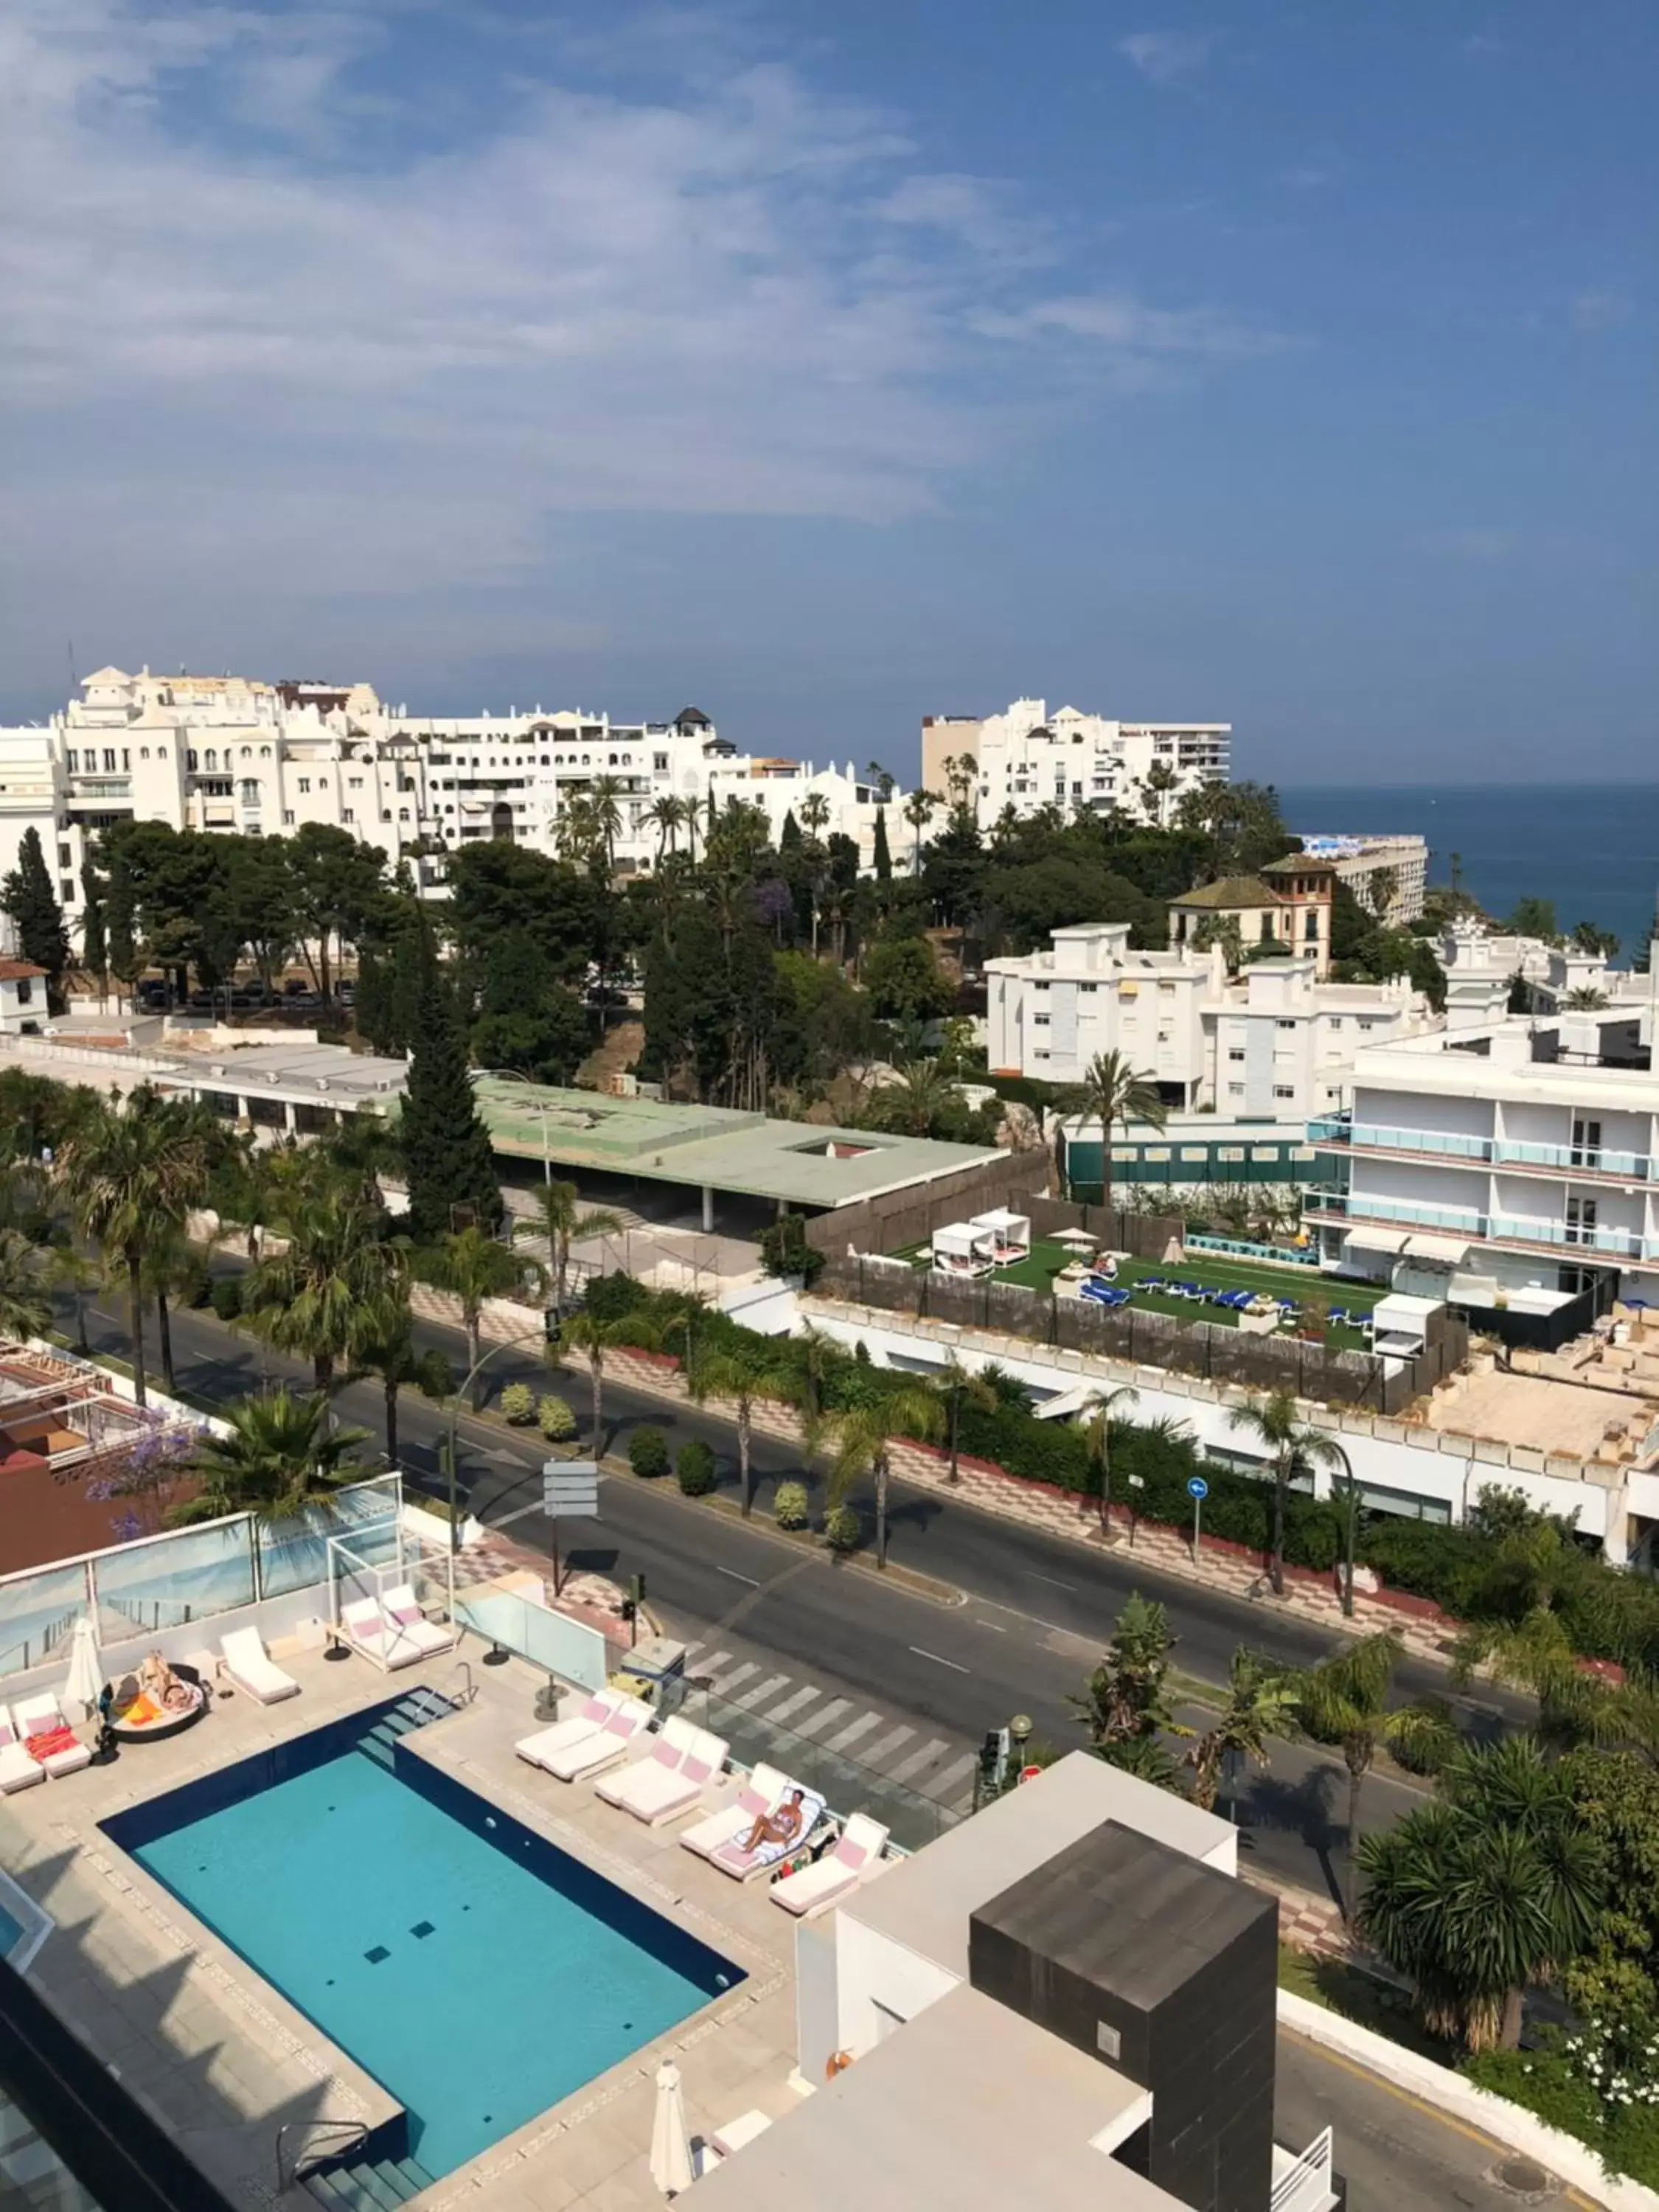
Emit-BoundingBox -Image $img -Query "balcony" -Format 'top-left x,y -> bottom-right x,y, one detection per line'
1305,1189 -> 1654,1263
65,779 -> 131,804
1310,1115 -> 1655,1185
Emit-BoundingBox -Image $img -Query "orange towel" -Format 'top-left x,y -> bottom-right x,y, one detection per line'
116,1694 -> 159,1725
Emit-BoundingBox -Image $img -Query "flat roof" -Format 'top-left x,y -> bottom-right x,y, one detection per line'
470,1079 -> 1006,1209
842,1753 -> 1234,1980
694,1983 -> 1169,2212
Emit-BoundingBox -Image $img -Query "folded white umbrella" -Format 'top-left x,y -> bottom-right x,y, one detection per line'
65,1615 -> 104,1717
650,2059 -> 695,2197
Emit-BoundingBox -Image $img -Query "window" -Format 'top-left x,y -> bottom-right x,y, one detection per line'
298,778 -> 310,793
1228,1082 -> 1245,1097
1358,1020 -> 1374,1032
653,753 -> 668,772
1079,981 -> 1097,993
1033,1014 -> 1050,1026
15,978 -> 31,1005
240,746 -> 251,760
261,745 -> 271,758
283,810 -> 295,825
66,749 -> 78,772
349,776 -> 363,790
58,843 -> 71,868
204,749 -> 217,770
1276,1018 -> 1296,1031
103,748 -> 116,771
121,749 -> 131,770
140,746 -> 150,759
341,807 -> 354,824
60,880 -> 74,905
1305,911 -> 1319,941
1329,1017 -> 1343,1032
1274,1084 -> 1295,1099
187,750 -> 198,771
1228,1048 -> 1245,1062
240,780 -> 259,804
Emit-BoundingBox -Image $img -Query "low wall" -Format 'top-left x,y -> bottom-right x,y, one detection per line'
1278,1990 -> 1658,2212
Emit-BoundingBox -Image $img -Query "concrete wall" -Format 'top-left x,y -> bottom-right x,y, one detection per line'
804,1149 -> 1050,1258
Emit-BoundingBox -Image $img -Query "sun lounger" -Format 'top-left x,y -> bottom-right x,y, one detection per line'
0,1707 -> 45,1794
709,1785 -> 827,1882
338,1597 -> 414,1669
770,1813 -> 890,1918
596,1713 -> 698,1804
219,1627 -> 299,1705
380,1585 -> 456,1661
516,1689 -> 625,1770
540,1695 -> 653,1782
681,1762 -> 791,1863
598,1717 -> 730,1823
15,1694 -> 91,1778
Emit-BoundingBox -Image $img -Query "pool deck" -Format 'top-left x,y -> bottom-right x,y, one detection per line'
0,1637 -> 804,2212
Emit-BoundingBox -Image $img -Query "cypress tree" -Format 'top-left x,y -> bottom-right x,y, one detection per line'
872,806 -> 892,885
1,828 -> 70,1006
399,928 -> 504,1240
80,861 -> 108,988
779,810 -> 801,850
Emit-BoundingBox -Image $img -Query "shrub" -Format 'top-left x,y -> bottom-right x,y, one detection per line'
773,1480 -> 810,1531
209,1275 -> 243,1324
676,1439 -> 717,1496
629,1425 -> 669,1479
822,1503 -> 862,1551
415,1348 -> 453,1400
537,1394 -> 577,1442
757,1214 -> 825,1287
583,1270 -> 648,1323
499,1382 -> 535,1425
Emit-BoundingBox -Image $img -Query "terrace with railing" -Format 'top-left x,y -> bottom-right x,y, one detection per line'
1310,1113 -> 1657,1183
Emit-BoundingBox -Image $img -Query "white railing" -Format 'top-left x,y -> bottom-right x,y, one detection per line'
1270,2125 -> 1334,2212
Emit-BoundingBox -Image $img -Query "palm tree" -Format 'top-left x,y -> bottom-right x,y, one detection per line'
56,1086 -> 214,1407
0,1228 -> 51,1340
934,1354 -> 997,1484
556,1310 -> 661,1456
1079,1381 -> 1138,1537
242,1188 -> 403,1391
901,788 -> 938,874
1562,985 -> 1610,1010
645,795 -> 684,860
1227,1388 -> 1346,1597
351,1274 -> 417,1467
588,776 -> 625,872
133,1225 -> 203,1400
424,1226 -> 538,1408
688,1338 -> 798,1517
1139,759 -> 1180,827
172,1388 -> 369,1526
1185,1646 -> 1299,1812
876,1056 -> 960,1138
825,1387 -> 941,1569
1071,1591 -> 1187,1781
1060,1050 -> 1167,1213
791,1322 -> 849,1427
1291,1631 -> 1461,1919
799,791 -> 831,842
512,1178 -> 621,1323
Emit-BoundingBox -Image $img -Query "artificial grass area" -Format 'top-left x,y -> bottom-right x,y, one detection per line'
989,1239 -> 1380,1354
1276,1944 -> 1450,2065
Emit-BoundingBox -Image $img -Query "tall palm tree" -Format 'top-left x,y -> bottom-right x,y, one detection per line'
556,1311 -> 661,1456
825,1387 -> 941,1569
351,1276 -> 417,1467
1185,1646 -> 1299,1812
1060,1050 -> 1167,1212
56,1086 -> 214,1407
791,1321 -> 849,1427
645,795 -> 684,860
512,1178 -> 621,1322
1227,1387 -> 1346,1598
876,1056 -> 960,1138
0,1228 -> 52,1340
588,775 -> 625,872
1291,1631 -> 1461,1919
688,1338 -> 798,1516
934,1354 -> 997,1484
423,1226 -> 539,1408
132,1225 -> 203,1400
901,788 -> 938,874
242,1188 -> 403,1391
1079,1381 -> 1138,1537
172,1388 -> 369,1526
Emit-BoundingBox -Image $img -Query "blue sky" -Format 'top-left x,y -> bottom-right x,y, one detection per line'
2,0 -> 1654,783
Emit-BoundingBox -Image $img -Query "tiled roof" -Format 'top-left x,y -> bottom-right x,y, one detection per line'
1169,875 -> 1284,910
0,959 -> 47,981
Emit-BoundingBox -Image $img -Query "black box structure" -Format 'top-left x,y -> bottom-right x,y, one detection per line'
967,1820 -> 1278,2212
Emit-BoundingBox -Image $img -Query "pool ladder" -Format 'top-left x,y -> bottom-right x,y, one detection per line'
276,2117 -> 366,2192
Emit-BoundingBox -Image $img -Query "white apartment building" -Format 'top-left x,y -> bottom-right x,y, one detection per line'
1309,982 -> 1659,1312
921,698 -> 1230,824
1293,832 -> 1428,922
986,921 -> 1432,1120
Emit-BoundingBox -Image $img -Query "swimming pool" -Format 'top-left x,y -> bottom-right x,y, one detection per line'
101,1691 -> 742,2178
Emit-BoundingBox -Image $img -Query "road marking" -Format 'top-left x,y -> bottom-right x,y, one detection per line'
789,1699 -> 852,1739
710,1662 -> 759,1695
689,1649 -> 731,1678
714,1566 -> 759,1587
732,1672 -> 790,1711
928,1752 -> 979,1802
886,1737 -> 950,1782
909,1646 -> 970,1674
763,1686 -> 824,1726
1023,1570 -> 1077,1591
824,1713 -> 881,1754
973,1619 -> 1007,1633
487,1501 -> 549,1531
858,1725 -> 916,1765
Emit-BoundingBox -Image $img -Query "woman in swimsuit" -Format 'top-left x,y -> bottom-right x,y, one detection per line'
740,1788 -> 806,1855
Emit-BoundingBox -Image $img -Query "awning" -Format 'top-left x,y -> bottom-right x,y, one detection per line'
1345,1225 -> 1407,1256
1402,1232 -> 1472,1264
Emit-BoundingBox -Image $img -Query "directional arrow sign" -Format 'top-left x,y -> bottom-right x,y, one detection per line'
543,1461 -> 599,1518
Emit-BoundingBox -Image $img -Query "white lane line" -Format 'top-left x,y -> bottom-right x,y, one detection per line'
1023,1571 -> 1077,1591
714,1566 -> 759,1587
485,1501 -> 546,1530
973,1619 -> 1007,1633
692,1649 -> 732,1678
858,1725 -> 916,1766
910,1646 -> 970,1674
929,1752 -> 979,1803
732,1672 -> 790,1711
763,1686 -> 824,1726
788,1699 -> 852,1739
886,1737 -> 950,1783
710,1662 -> 759,1695
825,1713 -> 882,1754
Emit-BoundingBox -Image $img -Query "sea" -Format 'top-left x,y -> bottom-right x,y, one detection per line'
1276,784 -> 1659,967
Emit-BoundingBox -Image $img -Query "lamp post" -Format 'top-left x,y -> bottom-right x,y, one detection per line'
1330,1441 -> 1360,1618
442,1325 -> 557,1554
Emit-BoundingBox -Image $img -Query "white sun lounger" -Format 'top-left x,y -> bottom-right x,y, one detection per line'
541,1696 -> 653,1783
13,1694 -> 92,1778
599,1719 -> 730,1826
709,1784 -> 827,1882
380,1585 -> 456,1661
0,1707 -> 45,1794
596,1713 -> 698,1806
770,1814 -> 891,1918
219,1627 -> 299,1705
679,1762 -> 790,1863
515,1689 -> 626,1770
340,1598 -> 420,1670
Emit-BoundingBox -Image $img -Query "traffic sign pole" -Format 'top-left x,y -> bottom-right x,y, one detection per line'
1186,1475 -> 1208,1563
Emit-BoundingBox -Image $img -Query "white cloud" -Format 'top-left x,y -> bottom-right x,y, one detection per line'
1572,290 -> 1632,331
1119,30 -> 1217,88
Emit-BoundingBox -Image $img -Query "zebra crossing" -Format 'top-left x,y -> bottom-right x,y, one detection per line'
681,1641 -> 981,1812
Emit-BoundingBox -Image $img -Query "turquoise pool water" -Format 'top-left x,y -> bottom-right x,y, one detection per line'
0,1903 -> 22,1955
102,1696 -> 740,2177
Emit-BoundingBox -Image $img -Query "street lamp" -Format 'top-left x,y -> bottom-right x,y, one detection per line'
473,1067 -> 553,1184
1329,1441 -> 1360,1618
441,1324 -> 558,1552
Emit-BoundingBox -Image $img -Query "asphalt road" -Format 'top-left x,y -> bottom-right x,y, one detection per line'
60,1284 -> 1525,1907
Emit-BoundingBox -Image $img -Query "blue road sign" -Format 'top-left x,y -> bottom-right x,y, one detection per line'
1186,1476 -> 1209,1501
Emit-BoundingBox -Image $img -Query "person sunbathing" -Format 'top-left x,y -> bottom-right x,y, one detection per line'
739,1788 -> 806,1855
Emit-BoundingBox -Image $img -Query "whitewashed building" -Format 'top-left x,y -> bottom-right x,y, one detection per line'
1293,832 -> 1429,922
921,698 -> 1230,824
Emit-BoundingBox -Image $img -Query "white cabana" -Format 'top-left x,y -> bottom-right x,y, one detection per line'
930,1222 -> 998,1279
969,1208 -> 1032,1263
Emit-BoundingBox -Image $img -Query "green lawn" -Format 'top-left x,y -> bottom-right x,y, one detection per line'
992,1239 -> 1379,1353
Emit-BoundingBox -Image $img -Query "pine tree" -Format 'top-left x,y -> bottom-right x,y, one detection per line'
398,929 -> 504,1241
1,829 -> 70,1006
872,806 -> 892,885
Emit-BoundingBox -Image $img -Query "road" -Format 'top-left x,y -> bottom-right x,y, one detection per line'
60,1284 -> 1523,1906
